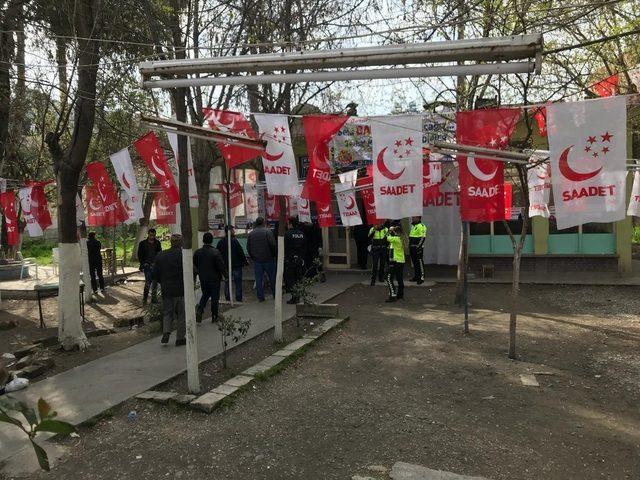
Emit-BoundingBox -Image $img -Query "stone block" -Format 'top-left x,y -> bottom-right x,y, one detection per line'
134,391 -> 178,404
242,355 -> 286,376
224,375 -> 253,388
16,363 -> 46,379
212,384 -> 239,396
520,374 -> 539,387
295,303 -> 339,318
13,344 -> 39,359
390,462 -> 489,480
190,392 -> 226,413
282,337 -> 314,352
171,394 -> 197,405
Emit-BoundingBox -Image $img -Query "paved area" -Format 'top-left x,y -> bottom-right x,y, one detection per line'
0,272 -> 363,466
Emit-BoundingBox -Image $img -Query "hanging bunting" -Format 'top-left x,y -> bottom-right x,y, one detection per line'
120,191 -> 139,225
154,191 -> 177,225
527,154 -> 551,218
504,182 -> 513,219
548,97 -> 627,229
316,200 -> 336,228
372,115 -> 423,219
253,114 -> 299,195
27,181 -> 53,232
86,161 -> 127,226
423,155 -> 443,205
301,114 -> 349,203
219,182 -> 244,209
335,182 -> 362,226
244,183 -> 260,222
134,131 -> 180,204
265,192 -> 280,221
19,184 -> 50,237
109,148 -> 144,220
627,170 -> 640,217
0,191 -> 19,246
85,185 -> 105,227
357,176 -> 380,224
457,108 -> 521,222
297,195 -> 312,223
593,74 -> 618,98
532,107 -> 547,137
203,108 -> 261,168
330,117 -> 373,170
167,132 -> 199,208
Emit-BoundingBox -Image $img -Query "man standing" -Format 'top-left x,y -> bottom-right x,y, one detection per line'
386,225 -> 405,302
153,234 -> 186,346
247,216 -> 277,302
284,217 -> 306,304
194,232 -> 227,323
137,228 -> 162,304
216,227 -> 247,303
368,222 -> 388,286
409,216 -> 427,284
86,232 -> 105,295
353,223 -> 370,270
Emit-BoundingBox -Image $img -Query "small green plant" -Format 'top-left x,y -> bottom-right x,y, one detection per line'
290,258 -> 324,306
0,397 -> 76,471
143,292 -> 163,323
632,225 -> 640,244
217,314 -> 251,369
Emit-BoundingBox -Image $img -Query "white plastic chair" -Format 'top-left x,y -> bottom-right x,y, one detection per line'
16,251 -> 38,280
52,247 -> 60,276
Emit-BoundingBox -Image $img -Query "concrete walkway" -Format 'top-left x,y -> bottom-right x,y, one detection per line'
0,272 -> 364,465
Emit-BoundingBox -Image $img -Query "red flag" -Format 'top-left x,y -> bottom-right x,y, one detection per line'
86,162 -> 127,226
357,176 -> 380,224
301,115 -> 349,203
316,201 -> 336,227
0,191 -> 19,245
25,181 -> 53,231
219,182 -> 244,209
134,132 -> 180,203
457,108 -> 521,222
504,182 -> 512,219
86,185 -> 105,226
532,107 -> 547,137
593,74 -> 618,97
154,191 -> 176,224
422,161 -> 443,205
203,108 -> 261,168
266,192 -> 280,221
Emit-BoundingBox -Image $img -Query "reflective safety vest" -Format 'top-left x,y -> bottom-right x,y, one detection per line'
387,235 -> 405,263
409,222 -> 427,238
369,227 -> 388,247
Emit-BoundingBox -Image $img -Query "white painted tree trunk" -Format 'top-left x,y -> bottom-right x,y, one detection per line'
78,236 -> 94,301
182,248 -> 200,394
197,231 -> 205,248
274,235 -> 285,341
58,242 -> 90,350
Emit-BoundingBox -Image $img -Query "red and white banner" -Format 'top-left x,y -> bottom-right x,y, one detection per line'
301,114 -> 349,203
0,191 -> 19,246
76,193 -> 86,226
297,195 -> 311,223
266,193 -> 280,221
167,132 -> 199,208
134,132 -> 180,204
335,182 -> 362,226
593,74 -> 618,98
244,183 -> 260,222
548,97 -> 627,229
203,108 -> 261,168
19,187 -> 43,236
19,183 -> 52,237
86,161 -> 127,226
457,108 -> 521,222
109,148 -> 144,220
316,201 -> 336,227
253,114 -> 299,195
527,154 -> 551,218
423,163 -> 460,265
358,176 -> 380,224
219,182 -> 244,209
154,191 -> 177,224
423,156 -> 443,205
627,171 -> 640,217
85,185 -> 105,227
371,115 -> 422,219
532,107 -> 548,137
120,191 -> 138,225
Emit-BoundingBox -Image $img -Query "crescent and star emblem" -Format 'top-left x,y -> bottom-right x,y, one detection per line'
377,147 -> 405,180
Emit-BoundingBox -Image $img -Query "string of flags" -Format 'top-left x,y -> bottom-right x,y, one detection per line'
0,94 -> 638,246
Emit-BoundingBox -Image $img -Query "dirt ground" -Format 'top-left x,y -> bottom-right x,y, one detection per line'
9,283 -> 640,480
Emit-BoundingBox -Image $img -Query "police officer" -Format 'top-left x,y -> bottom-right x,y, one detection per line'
368,222 -> 388,286
284,217 -> 306,304
386,225 -> 405,302
409,216 -> 427,284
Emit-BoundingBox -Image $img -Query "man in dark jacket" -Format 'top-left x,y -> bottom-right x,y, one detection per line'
152,234 -> 185,346
194,232 -> 227,322
247,216 -> 277,302
216,227 -> 248,303
137,228 -> 162,304
353,223 -> 370,270
284,217 -> 306,304
86,232 -> 105,294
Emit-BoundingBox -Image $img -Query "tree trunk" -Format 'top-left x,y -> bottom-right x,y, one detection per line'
132,189 -> 155,262
508,247 -> 522,359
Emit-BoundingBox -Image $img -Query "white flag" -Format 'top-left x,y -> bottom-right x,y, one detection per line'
629,68 -> 640,93
627,171 -> 640,217
208,167 -> 224,227
167,132 -> 199,208
548,97 -> 627,229
338,169 -> 358,187
120,191 -> 138,225
76,193 -> 86,226
109,148 -> 144,221
18,187 -> 43,237
244,183 -> 260,222
335,182 -> 362,226
527,153 -> 551,218
372,115 -> 422,219
297,196 -> 311,223
253,114 -> 299,195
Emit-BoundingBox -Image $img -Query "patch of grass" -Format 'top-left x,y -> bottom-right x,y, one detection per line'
633,225 -> 640,244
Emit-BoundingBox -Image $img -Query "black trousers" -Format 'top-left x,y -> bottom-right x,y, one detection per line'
356,242 -> 369,269
371,247 -> 387,283
89,260 -> 105,292
409,245 -> 425,281
386,261 -> 404,298
284,256 -> 304,298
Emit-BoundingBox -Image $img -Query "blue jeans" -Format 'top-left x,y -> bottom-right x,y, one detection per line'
224,267 -> 243,302
197,279 -> 221,318
253,261 -> 276,301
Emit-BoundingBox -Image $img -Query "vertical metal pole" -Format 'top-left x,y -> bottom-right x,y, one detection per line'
463,221 -> 469,334
225,175 -> 233,307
